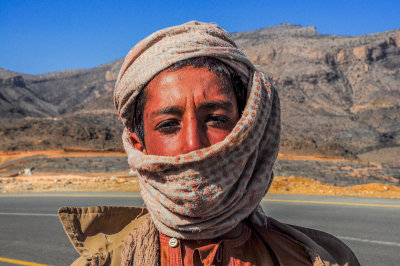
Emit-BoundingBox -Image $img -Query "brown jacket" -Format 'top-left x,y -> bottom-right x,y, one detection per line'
58,206 -> 360,266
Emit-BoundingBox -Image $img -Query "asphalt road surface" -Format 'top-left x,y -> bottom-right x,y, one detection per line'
0,193 -> 399,266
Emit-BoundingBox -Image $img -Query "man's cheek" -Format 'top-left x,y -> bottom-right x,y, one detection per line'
208,129 -> 232,145
147,134 -> 179,156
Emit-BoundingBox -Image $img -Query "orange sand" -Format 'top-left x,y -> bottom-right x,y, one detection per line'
270,176 -> 400,198
277,153 -> 355,162
1,174 -> 399,198
1,150 -> 399,198
0,150 -> 125,164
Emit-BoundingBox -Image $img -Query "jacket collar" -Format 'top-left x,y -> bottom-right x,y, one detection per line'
58,206 -> 148,260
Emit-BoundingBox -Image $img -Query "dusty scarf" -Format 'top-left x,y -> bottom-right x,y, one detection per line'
114,21 -> 281,240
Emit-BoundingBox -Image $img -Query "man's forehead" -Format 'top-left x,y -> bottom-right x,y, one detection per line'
154,66 -> 219,83
146,66 -> 231,99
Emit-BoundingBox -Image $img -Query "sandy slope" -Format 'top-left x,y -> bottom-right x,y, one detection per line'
1,174 -> 399,198
1,150 -> 399,198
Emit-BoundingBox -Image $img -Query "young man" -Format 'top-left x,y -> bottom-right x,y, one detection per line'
59,21 -> 360,265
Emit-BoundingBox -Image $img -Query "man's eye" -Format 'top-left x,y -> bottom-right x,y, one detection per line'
206,115 -> 230,127
155,120 -> 180,133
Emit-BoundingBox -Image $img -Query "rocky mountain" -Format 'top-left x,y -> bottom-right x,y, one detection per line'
0,59 -> 122,117
233,24 -> 400,163
1,24 -> 399,167
0,75 -> 58,117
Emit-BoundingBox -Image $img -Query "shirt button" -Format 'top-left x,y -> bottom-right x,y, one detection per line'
169,237 -> 179,248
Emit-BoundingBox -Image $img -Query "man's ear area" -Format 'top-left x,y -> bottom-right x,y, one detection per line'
129,132 -> 147,154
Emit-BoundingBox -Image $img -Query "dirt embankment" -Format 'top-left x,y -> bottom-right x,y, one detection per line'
0,150 -> 399,198
1,174 -> 399,198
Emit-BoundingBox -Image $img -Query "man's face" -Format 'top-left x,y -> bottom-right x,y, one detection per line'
129,66 -> 240,156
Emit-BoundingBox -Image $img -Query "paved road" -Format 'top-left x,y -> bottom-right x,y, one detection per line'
0,193 -> 399,266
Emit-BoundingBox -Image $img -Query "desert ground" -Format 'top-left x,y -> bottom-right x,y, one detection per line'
1,149 -> 399,198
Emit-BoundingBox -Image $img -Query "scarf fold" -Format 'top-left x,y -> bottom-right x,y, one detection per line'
114,21 -> 281,240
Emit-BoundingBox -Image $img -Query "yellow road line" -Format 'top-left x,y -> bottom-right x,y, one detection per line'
262,199 -> 400,208
1,193 -> 399,208
0,257 -> 49,266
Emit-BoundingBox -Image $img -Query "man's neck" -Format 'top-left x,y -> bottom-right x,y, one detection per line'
218,222 -> 244,239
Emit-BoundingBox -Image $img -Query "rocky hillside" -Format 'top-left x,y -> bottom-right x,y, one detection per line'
1,24 -> 399,166
0,76 -> 58,117
0,59 -> 123,117
233,24 -> 400,163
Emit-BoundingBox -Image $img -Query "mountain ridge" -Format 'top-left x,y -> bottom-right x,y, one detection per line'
1,24 -> 399,167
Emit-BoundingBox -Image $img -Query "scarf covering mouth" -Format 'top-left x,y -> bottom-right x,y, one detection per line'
114,21 -> 281,240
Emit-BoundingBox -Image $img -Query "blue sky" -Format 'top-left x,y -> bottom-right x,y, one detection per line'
1,0 -> 399,75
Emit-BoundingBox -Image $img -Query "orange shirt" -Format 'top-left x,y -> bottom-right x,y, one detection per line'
159,222 -> 311,266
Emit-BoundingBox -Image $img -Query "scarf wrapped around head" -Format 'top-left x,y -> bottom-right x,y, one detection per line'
114,21 -> 281,240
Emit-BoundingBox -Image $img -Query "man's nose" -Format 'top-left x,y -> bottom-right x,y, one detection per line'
182,117 -> 208,154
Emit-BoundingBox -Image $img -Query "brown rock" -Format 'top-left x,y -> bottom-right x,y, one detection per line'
394,35 -> 400,47
353,46 -> 369,60
105,70 -> 118,81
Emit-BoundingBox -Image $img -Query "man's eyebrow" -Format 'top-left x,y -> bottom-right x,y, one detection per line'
152,106 -> 184,116
198,100 -> 234,111
151,101 -> 234,116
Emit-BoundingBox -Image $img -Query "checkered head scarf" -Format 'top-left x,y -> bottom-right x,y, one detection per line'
114,21 -> 281,240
